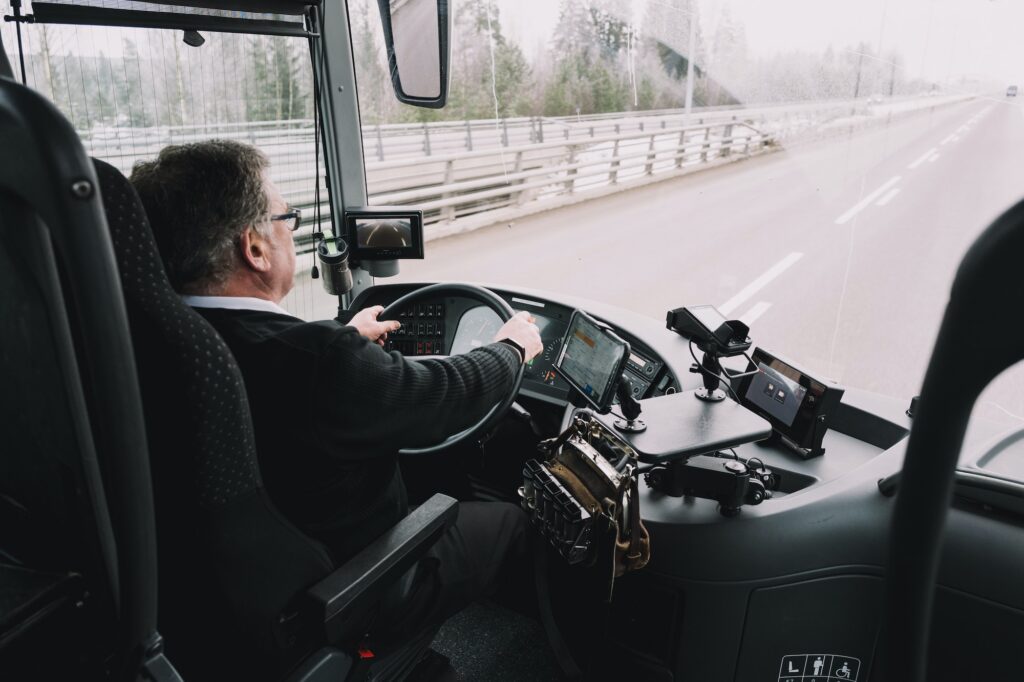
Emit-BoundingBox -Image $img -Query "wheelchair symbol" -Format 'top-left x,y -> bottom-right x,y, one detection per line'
835,661 -> 853,678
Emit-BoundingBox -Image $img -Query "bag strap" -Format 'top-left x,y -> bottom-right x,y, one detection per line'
533,535 -> 584,680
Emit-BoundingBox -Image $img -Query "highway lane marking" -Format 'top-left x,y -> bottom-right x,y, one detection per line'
834,176 -> 901,225
940,132 -> 958,145
928,152 -> 940,163
907,148 -> 937,170
876,187 -> 901,206
719,252 -> 803,316
739,301 -> 772,325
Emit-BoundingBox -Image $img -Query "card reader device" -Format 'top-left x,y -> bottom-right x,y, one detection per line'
666,305 -> 754,402
736,348 -> 845,459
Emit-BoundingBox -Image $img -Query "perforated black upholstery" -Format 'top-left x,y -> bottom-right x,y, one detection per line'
96,164 -> 260,506
92,160 -> 336,680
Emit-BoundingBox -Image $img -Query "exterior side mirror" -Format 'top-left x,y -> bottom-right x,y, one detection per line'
375,0 -> 451,108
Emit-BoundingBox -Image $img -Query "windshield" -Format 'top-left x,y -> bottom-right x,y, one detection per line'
0,6 -> 330,320
348,0 -> 1024,426
4,0 -> 1022,427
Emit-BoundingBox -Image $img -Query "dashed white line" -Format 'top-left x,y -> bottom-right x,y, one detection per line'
719,252 -> 804,316
928,152 -> 940,163
876,187 -> 901,206
835,176 -> 902,225
908,148 -> 937,170
739,301 -> 772,325
940,133 -> 957,145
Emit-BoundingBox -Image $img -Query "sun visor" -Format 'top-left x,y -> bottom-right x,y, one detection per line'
120,0 -> 317,14
31,0 -> 317,20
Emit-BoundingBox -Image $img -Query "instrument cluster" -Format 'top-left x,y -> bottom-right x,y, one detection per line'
374,288 -> 677,403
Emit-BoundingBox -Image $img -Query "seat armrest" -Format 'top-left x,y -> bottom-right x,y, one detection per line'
284,647 -> 353,682
304,493 -> 458,644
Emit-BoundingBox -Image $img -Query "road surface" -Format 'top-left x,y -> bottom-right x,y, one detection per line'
288,96 -> 1024,427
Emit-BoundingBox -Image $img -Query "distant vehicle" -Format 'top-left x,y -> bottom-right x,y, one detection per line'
868,93 -> 884,104
1007,85 -> 1018,97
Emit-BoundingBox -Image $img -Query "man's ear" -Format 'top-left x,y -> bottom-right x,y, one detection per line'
239,226 -> 272,273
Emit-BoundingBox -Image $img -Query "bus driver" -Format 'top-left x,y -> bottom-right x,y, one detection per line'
130,139 -> 544,673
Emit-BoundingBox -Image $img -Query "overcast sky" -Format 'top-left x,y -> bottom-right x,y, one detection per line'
498,0 -> 1024,84
3,0 -> 1022,86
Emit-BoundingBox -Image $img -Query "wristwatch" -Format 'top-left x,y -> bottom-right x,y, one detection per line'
497,338 -> 526,364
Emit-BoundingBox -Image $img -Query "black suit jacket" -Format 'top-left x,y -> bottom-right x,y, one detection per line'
195,307 -> 520,563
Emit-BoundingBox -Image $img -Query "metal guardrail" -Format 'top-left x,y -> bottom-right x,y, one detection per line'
78,115 -> 770,254
367,120 -> 768,224
75,94 -> 972,255
78,94 -> 968,168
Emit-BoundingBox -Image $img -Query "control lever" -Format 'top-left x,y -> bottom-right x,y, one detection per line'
509,401 -> 544,438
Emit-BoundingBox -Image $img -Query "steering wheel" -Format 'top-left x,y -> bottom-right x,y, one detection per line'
379,283 -> 525,456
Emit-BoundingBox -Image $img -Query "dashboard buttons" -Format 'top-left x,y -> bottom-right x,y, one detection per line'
384,301 -> 445,355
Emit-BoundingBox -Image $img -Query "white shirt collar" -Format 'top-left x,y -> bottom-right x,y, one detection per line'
182,295 -> 294,317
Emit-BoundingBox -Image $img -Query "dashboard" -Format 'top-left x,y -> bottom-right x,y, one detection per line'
346,282 -> 1024,682
350,284 -> 679,404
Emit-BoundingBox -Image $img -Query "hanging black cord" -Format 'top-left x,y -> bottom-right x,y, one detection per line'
306,8 -> 326,281
9,0 -> 29,84
688,339 -> 741,402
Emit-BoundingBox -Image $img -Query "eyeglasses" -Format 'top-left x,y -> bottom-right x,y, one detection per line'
269,207 -> 302,232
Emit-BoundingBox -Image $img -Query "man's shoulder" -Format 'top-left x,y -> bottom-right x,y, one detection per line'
195,307 -> 355,351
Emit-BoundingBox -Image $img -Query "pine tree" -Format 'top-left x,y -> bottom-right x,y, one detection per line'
246,35 -> 272,121
543,0 -> 631,116
119,38 -> 151,127
350,0 -> 396,124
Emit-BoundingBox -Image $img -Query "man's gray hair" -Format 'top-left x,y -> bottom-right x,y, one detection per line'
131,139 -> 272,293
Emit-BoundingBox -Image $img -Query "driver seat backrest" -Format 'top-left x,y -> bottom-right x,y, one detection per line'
91,160 -> 336,680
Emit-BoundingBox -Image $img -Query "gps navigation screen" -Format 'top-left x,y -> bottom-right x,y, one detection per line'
555,310 -> 629,413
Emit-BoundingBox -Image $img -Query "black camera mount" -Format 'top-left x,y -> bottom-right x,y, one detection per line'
666,305 -> 757,403
644,453 -> 781,517
613,374 -> 647,433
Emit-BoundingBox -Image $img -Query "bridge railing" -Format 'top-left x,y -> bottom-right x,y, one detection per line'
77,93 -> 974,255
79,94 -> 967,167
365,120 -> 768,225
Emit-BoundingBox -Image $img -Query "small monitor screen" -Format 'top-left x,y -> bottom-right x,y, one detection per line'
355,218 -> 413,249
345,208 -> 424,260
555,310 -> 629,413
743,361 -> 807,427
737,348 -> 844,452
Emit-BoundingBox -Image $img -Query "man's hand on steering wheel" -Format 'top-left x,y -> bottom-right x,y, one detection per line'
349,305 -> 402,346
378,283 -> 533,455
494,311 -> 543,362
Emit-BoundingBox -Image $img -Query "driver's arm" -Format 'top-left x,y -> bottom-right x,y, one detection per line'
316,313 -> 540,455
